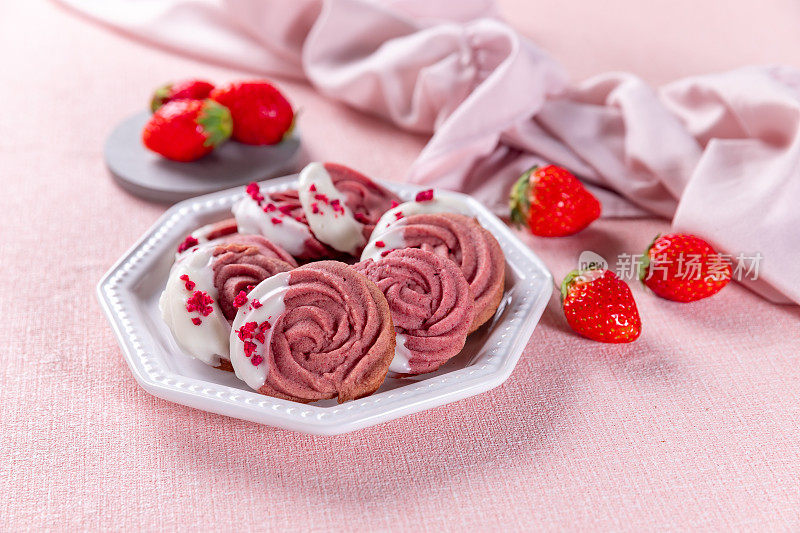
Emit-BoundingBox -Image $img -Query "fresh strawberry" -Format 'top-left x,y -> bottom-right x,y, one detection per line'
509,165 -> 601,237
210,80 -> 294,145
639,233 -> 731,302
150,79 -> 215,112
142,99 -> 232,162
561,268 -> 641,343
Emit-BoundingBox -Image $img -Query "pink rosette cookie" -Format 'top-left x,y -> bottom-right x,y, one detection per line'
362,213 -> 505,332
232,182 -> 335,261
369,188 -> 470,238
233,163 -> 399,259
174,219 -> 298,268
354,248 -> 475,375
220,234 -> 297,268
212,244 -> 295,321
229,261 -> 395,403
295,162 -> 400,256
175,218 -> 238,255
160,243 -> 294,371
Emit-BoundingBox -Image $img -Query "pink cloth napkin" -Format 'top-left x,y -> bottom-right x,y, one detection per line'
57,0 -> 800,305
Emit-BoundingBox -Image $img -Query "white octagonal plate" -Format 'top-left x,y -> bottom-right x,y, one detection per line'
97,175 -> 553,435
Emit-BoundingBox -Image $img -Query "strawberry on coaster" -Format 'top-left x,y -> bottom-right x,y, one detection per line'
142,99 -> 232,162
639,233 -> 732,302
210,80 -> 294,145
150,79 -> 215,112
510,165 -> 601,237
561,268 -> 641,343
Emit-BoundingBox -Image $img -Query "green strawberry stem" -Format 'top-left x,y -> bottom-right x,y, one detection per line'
198,100 -> 233,148
637,233 -> 661,283
560,269 -> 583,302
509,166 -> 538,227
282,108 -> 301,141
150,83 -> 172,113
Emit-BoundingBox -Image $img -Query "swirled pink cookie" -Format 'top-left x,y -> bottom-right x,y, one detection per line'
232,183 -> 336,261
369,188 -> 470,238
294,162 -> 400,256
174,219 -> 298,269
233,163 -> 399,259
229,261 -> 395,403
212,244 -> 295,321
362,213 -> 505,332
354,248 -> 474,375
160,243 -> 294,371
219,234 -> 297,268
175,218 -> 239,256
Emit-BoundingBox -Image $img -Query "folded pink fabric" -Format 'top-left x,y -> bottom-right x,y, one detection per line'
56,0 -> 800,304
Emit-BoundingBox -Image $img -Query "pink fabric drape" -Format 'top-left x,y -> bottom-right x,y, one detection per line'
57,0 -> 800,304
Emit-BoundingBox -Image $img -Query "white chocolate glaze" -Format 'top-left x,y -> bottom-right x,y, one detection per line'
359,222 -> 408,262
159,247 -> 230,366
229,271 -> 291,390
297,162 -> 365,255
390,333 -> 413,374
370,196 -> 469,240
232,194 -> 310,256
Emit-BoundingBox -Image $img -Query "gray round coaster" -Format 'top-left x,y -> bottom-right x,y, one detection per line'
105,110 -> 302,203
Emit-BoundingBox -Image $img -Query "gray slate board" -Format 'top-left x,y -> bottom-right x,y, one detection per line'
105,110 -> 302,203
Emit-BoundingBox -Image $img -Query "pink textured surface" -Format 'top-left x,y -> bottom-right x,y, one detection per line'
2,1 -> 800,531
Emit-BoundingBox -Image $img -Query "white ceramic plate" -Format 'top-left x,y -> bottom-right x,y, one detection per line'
97,175 -> 553,435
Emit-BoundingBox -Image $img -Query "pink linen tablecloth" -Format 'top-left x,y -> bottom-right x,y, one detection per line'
2,1 -> 799,530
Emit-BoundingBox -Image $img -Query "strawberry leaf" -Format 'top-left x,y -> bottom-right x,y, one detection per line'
509,166 -> 537,227
150,83 -> 172,113
637,233 -> 661,284
198,100 -> 233,148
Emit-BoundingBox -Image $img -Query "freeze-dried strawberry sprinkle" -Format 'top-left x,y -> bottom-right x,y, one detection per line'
186,291 -> 213,316
251,299 -> 262,309
246,183 -> 264,203
390,200 -> 400,208
309,184 -> 317,192
394,211 -> 404,220
177,236 -> 199,253
243,341 -> 257,358
238,318 -> 272,362
415,189 -> 434,202
375,241 -> 385,248
179,274 -> 196,291
380,250 -> 391,257
236,321 -> 258,341
191,317 -> 202,326
330,199 -> 344,215
314,193 -> 329,204
232,291 -> 248,308
263,203 -> 277,213
270,217 -> 283,225
311,202 -> 320,214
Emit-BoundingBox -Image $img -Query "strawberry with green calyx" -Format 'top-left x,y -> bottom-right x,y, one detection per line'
561,268 -> 641,343
639,233 -> 731,302
150,79 -> 215,112
510,165 -> 601,237
210,80 -> 294,145
142,99 -> 232,162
